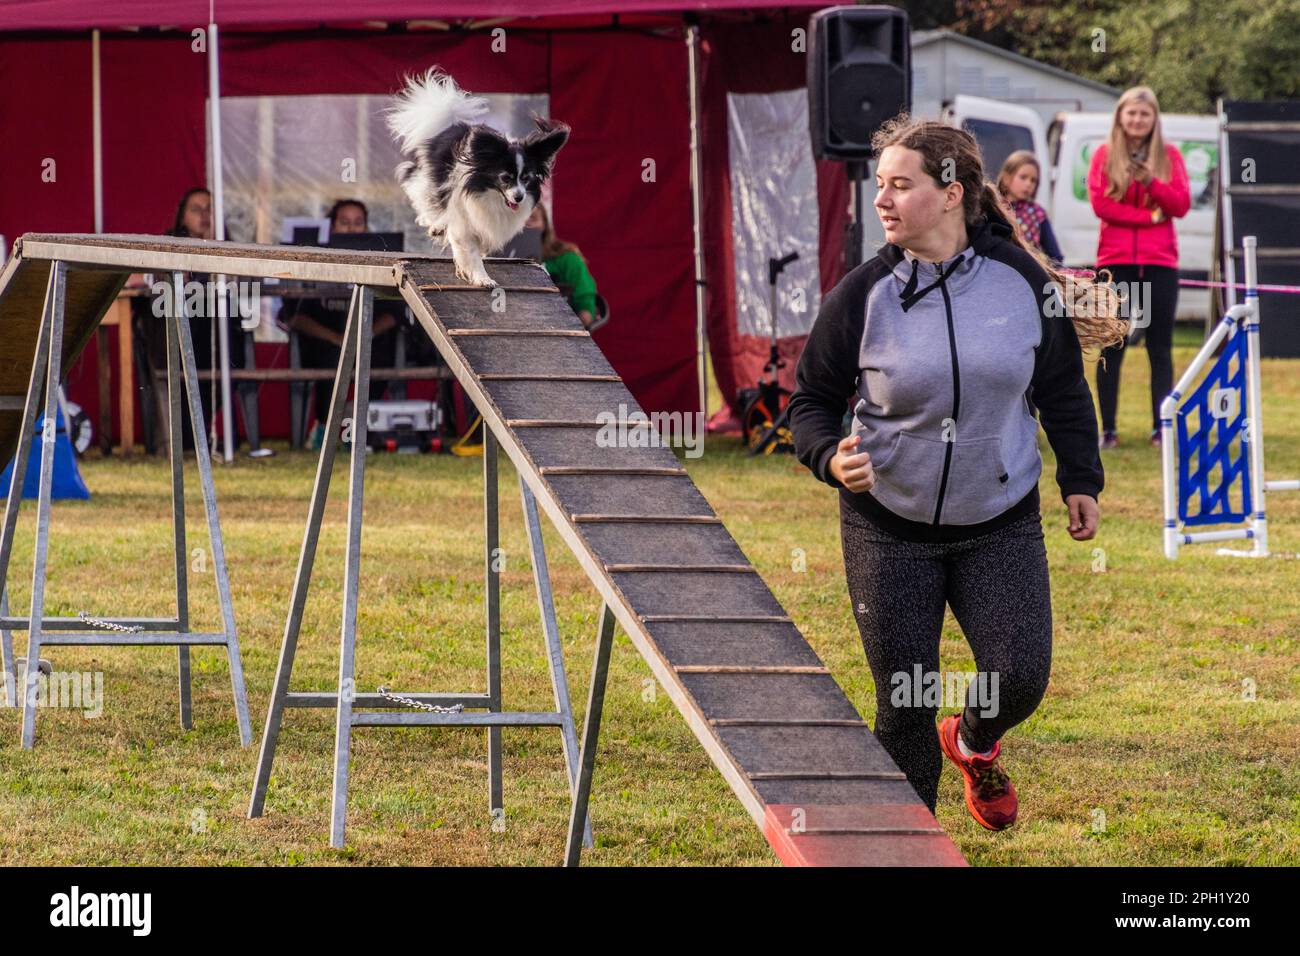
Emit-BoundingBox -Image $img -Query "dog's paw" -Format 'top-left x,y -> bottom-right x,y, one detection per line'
454,264 -> 496,288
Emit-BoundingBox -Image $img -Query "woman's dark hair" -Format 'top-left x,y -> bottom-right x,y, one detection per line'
532,201 -> 581,261
870,114 -> 1126,351
327,198 -> 369,229
167,187 -> 210,238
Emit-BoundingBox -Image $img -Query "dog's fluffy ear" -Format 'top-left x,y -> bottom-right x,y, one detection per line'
464,125 -> 512,165
523,118 -> 570,177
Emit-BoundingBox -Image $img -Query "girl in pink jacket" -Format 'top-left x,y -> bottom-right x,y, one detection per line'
1089,86 -> 1191,448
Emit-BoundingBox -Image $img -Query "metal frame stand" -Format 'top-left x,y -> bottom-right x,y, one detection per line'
247,283 -> 598,859
0,264 -> 252,747
565,602 -> 615,866
1161,236 -> 1299,558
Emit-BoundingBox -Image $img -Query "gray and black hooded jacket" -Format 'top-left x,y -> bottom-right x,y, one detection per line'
788,215 -> 1103,542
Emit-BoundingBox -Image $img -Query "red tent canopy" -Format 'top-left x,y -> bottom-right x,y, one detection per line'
0,2 -> 829,31
0,3 -> 846,444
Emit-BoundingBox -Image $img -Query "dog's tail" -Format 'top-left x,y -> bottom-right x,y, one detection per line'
385,67 -> 489,155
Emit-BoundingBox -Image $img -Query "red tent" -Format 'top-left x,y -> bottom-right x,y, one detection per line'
0,2 -> 848,444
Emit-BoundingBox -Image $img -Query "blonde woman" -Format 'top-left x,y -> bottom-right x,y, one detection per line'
997,150 -> 1063,263
788,116 -> 1124,830
1089,86 -> 1190,449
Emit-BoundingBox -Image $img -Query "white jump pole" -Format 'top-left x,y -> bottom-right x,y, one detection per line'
208,18 -> 235,465
1232,235 -> 1267,557
685,24 -> 709,429
92,30 -> 103,235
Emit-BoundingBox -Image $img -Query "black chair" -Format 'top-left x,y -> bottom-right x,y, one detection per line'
553,281 -> 610,331
588,292 -> 611,331
137,295 -> 265,457
278,299 -> 412,449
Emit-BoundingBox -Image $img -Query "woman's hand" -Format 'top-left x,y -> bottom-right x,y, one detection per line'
1066,494 -> 1099,540
829,434 -> 875,492
1129,158 -> 1153,185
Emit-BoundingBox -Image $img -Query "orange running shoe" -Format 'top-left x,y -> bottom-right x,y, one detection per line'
937,715 -> 1018,830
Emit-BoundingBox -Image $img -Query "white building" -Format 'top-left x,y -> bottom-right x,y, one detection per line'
859,29 -> 1126,252
910,29 -> 1122,128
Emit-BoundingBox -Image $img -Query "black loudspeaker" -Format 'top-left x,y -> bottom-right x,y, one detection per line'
808,5 -> 911,161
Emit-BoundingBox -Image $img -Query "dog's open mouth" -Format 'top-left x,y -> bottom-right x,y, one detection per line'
504,196 -> 520,210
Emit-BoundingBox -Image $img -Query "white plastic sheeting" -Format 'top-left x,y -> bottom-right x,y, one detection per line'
726,88 -> 821,339
219,92 -> 550,251
216,91 -> 549,340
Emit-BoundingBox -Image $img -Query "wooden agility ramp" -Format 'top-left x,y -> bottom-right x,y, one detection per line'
4,233 -> 965,867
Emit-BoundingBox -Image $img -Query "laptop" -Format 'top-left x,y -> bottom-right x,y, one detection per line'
327,232 -> 405,252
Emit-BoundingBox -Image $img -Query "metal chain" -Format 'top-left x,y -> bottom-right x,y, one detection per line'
376,686 -> 464,714
77,611 -> 145,634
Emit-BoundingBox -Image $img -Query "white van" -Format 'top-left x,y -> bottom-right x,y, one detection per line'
944,96 -> 1218,320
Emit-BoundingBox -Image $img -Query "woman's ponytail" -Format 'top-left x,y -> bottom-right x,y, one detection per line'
981,183 -> 1126,352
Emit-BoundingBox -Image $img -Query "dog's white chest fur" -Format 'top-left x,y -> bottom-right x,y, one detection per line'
427,172 -> 530,286
453,180 -> 529,253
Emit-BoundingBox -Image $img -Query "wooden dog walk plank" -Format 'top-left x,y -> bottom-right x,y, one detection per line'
488,380 -> 642,420
456,334 -> 615,377
545,474 -> 714,518
611,569 -> 784,618
716,723 -> 907,778
420,289 -> 581,331
0,253 -> 127,464
577,521 -> 747,567
753,776 -> 921,808
677,672 -> 864,723
508,427 -> 682,470
763,805 -> 968,867
644,621 -> 826,669
0,234 -> 963,866
0,236 -> 256,749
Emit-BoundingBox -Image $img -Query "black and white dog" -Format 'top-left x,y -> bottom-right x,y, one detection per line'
386,68 -> 570,287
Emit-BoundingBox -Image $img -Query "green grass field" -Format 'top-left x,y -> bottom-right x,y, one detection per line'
0,326 -> 1295,866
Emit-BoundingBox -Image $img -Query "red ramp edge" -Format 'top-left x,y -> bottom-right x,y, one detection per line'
764,804 -> 969,867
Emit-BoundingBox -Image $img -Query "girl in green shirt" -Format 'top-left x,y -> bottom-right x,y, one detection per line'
525,203 -> 599,329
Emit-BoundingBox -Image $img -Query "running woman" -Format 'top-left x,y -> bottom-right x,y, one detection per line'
788,116 -> 1126,830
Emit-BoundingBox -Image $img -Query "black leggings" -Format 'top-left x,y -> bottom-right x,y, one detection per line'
1095,263 -> 1179,433
839,499 -> 1053,812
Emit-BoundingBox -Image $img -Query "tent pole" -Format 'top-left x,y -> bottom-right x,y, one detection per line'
686,24 -> 709,427
208,19 -> 234,464
92,29 -> 103,234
